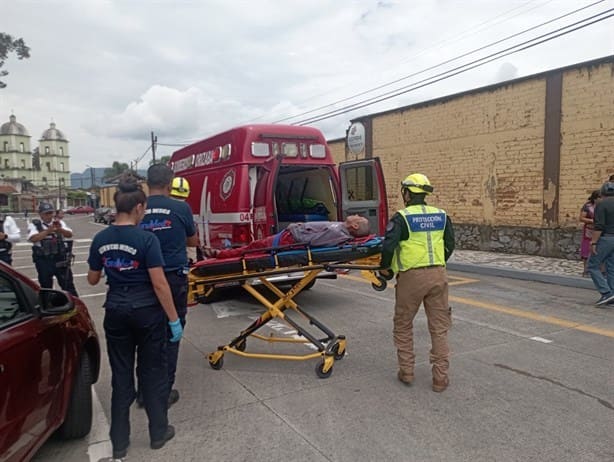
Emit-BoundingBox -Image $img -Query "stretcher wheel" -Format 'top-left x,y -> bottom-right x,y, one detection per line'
315,360 -> 333,379
235,339 -> 246,352
372,276 -> 387,291
331,342 -> 345,360
209,356 -> 224,370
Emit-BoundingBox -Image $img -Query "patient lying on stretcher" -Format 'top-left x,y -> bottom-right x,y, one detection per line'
203,215 -> 370,260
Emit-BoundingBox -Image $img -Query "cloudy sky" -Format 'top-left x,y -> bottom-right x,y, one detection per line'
1,0 -> 613,173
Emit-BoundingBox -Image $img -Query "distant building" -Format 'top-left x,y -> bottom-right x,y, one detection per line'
0,114 -> 71,210
70,167 -> 107,189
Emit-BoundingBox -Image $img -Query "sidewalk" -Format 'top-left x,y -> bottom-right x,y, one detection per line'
447,249 -> 595,289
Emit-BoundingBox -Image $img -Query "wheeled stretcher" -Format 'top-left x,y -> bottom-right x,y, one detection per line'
188,236 -> 388,378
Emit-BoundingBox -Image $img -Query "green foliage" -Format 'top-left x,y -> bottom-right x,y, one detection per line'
66,189 -> 87,201
152,155 -> 171,166
0,33 -> 30,88
103,161 -> 130,180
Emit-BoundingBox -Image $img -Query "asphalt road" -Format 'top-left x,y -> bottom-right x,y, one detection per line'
18,215 -> 614,462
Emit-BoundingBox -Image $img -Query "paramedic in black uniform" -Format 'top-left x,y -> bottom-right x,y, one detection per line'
139,164 -> 197,407
87,174 -> 183,459
28,202 -> 78,296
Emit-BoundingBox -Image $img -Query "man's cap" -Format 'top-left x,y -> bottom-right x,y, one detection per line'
38,202 -> 55,213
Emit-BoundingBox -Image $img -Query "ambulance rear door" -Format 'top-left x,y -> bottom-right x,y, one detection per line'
253,157 -> 281,240
338,157 -> 388,235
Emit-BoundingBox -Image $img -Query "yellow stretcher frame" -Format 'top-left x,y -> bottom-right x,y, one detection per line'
188,250 -> 386,378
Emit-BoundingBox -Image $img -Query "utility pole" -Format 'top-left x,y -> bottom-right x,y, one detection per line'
151,131 -> 157,164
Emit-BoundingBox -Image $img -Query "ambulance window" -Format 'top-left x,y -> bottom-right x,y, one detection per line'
344,165 -> 376,201
272,142 -> 280,157
252,142 -> 270,157
310,144 -> 326,159
282,143 -> 298,158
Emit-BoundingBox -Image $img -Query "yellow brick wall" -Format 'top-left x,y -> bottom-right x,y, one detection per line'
328,138 -> 347,166
328,59 -> 614,230
373,79 -> 546,227
559,62 -> 614,227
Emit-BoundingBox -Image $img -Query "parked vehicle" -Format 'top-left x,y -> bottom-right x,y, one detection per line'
94,207 -> 112,223
102,208 -> 116,225
0,263 -> 101,461
169,124 -> 388,251
66,205 -> 94,215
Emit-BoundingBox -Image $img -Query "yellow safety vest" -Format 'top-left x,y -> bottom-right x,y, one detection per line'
391,204 -> 447,273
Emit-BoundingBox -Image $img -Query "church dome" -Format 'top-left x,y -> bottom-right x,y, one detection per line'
40,122 -> 67,141
0,115 -> 30,136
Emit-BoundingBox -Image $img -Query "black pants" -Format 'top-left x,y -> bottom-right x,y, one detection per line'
137,271 -> 188,402
103,291 -> 169,451
0,252 -> 12,266
34,257 -> 78,297
165,271 -> 188,392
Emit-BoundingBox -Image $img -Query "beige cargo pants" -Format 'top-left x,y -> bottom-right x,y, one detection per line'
393,266 -> 451,383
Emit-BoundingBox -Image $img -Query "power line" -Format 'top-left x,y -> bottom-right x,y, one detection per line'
245,0 -> 555,126
274,0 -> 606,124
294,8 -> 614,126
135,145 -> 151,164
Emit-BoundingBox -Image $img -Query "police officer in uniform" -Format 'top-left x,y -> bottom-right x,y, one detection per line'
28,202 -> 78,296
0,213 -> 21,265
139,165 -> 197,407
379,173 -> 455,392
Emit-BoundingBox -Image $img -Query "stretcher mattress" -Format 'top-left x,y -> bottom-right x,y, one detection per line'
192,236 -> 383,278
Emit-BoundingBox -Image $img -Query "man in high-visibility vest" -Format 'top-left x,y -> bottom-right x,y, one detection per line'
379,173 -> 455,392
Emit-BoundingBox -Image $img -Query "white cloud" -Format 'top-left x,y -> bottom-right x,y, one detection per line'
87,85 -> 204,139
495,62 -> 519,82
1,0 -> 612,173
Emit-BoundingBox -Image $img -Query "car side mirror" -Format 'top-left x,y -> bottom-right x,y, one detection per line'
38,289 -> 75,316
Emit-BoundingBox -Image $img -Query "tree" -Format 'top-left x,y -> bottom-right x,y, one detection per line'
0,33 -> 30,89
103,161 -> 130,181
151,155 -> 171,166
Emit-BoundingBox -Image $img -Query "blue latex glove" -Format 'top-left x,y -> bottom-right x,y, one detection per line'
168,319 -> 183,343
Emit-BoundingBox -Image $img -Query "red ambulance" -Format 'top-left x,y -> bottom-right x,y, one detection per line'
169,124 -> 387,253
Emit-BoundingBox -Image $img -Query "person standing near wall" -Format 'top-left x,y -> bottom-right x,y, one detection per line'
588,180 -> 614,306
579,190 -> 600,276
0,213 -> 20,265
379,173 -> 455,392
139,165 -> 198,407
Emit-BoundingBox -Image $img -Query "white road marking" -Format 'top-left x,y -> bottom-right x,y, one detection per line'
211,301 -> 261,318
246,315 -> 320,351
530,336 -> 553,343
79,292 -> 107,299
87,388 -> 112,462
